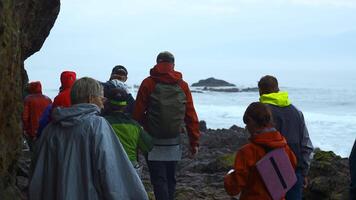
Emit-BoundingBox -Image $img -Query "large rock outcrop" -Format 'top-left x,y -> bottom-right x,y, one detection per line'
0,0 -> 60,198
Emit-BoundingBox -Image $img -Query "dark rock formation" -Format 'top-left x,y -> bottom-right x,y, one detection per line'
240,87 -> 259,92
304,149 -> 350,200
190,78 -> 258,93
192,77 -> 236,87
199,86 -> 259,93
0,0 -> 60,198
141,126 -> 350,200
202,87 -> 240,92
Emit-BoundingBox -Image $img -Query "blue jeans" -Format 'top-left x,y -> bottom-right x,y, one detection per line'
147,160 -> 177,200
286,169 -> 303,200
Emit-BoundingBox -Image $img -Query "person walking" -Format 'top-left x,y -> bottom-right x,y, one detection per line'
102,65 -> 135,114
224,102 -> 297,200
22,81 -> 52,150
29,77 -> 148,200
133,51 -> 201,200
258,75 -> 314,199
103,87 -> 153,176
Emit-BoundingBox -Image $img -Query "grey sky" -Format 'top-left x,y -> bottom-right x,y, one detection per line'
25,0 -> 356,90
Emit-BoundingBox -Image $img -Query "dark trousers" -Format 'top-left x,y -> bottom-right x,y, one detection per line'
147,160 -> 177,200
286,169 -> 303,200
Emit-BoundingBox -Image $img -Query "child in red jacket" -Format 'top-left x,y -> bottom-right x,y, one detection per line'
224,102 -> 297,200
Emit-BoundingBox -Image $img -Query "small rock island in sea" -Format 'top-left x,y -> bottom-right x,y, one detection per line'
192,77 -> 236,87
191,77 -> 258,92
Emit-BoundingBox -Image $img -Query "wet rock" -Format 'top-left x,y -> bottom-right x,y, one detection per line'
304,149 -> 350,200
142,127 -> 350,200
229,124 -> 244,132
240,87 -> 259,92
202,87 -> 240,93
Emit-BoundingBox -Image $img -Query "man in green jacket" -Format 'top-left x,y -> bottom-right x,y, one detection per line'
103,87 -> 153,175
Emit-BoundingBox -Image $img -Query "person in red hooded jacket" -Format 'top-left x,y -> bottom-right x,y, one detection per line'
224,102 -> 297,200
22,81 -> 52,149
133,51 -> 201,200
52,71 -> 76,108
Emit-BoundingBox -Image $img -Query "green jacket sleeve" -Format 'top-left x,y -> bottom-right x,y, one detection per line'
138,127 -> 153,153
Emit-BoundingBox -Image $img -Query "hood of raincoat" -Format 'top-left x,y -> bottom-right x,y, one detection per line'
259,91 -> 291,107
149,62 -> 182,84
106,79 -> 130,93
52,103 -> 100,127
250,129 -> 288,149
60,71 -> 76,90
28,81 -> 42,94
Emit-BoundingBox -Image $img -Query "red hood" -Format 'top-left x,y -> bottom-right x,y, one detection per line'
250,130 -> 288,149
28,81 -> 42,94
60,71 -> 76,89
149,63 -> 182,84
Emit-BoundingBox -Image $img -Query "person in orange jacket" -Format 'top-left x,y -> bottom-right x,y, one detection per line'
133,51 -> 200,200
224,102 -> 297,200
22,81 -> 52,149
52,71 -> 76,108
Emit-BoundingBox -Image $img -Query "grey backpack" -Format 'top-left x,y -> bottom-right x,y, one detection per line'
147,82 -> 186,139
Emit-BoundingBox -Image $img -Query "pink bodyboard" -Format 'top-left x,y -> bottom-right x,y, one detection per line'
256,148 -> 297,200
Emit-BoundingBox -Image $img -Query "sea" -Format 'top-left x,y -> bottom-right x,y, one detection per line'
191,86 -> 356,158
42,81 -> 356,158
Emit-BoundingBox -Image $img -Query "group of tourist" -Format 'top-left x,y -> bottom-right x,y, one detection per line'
22,51 -> 355,200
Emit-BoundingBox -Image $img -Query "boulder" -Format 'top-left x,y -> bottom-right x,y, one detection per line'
304,149 -> 350,200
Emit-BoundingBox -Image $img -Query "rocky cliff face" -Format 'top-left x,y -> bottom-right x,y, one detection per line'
0,0 -> 60,198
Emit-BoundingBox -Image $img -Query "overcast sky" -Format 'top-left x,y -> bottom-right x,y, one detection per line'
25,0 -> 356,90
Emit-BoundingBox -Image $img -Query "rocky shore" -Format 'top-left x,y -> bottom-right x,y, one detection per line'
141,122 -> 351,200
12,122 -> 351,200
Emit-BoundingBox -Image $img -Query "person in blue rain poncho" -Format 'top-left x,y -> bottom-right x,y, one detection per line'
29,77 -> 148,200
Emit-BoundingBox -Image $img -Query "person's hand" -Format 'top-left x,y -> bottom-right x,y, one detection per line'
189,146 -> 199,159
303,177 -> 309,188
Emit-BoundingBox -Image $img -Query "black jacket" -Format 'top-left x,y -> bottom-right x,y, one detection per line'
268,104 -> 314,176
350,140 -> 356,200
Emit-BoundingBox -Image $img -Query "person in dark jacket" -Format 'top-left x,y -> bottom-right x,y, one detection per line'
102,65 -> 135,114
22,81 -> 52,149
258,75 -> 314,200
133,51 -> 201,200
350,139 -> 356,200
